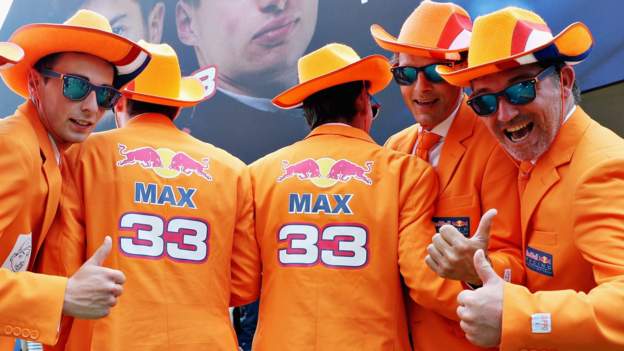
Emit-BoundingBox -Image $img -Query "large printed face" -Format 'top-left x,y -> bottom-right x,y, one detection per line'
177,0 -> 318,92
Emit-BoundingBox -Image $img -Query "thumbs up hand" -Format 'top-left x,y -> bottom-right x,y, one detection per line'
456,249 -> 504,348
62,236 -> 126,319
425,209 -> 497,285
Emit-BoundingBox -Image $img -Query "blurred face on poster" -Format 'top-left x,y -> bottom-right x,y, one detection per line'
80,0 -> 165,43
176,0 -> 318,97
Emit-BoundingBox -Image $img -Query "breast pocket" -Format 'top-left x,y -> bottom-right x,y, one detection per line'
434,194 -> 479,238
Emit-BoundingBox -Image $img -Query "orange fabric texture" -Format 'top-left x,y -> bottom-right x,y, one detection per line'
246,124 -> 439,350
39,114 -> 257,351
0,102 -> 67,348
385,101 -> 523,351
501,108 -> 624,350
414,130 -> 441,162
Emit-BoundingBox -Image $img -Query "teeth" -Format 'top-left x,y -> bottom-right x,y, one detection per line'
74,119 -> 91,127
505,121 -> 529,133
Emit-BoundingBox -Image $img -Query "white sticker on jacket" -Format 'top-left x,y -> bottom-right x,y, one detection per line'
2,233 -> 32,272
503,268 -> 512,282
531,313 -> 552,333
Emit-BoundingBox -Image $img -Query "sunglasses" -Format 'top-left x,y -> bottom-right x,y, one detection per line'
370,95 -> 381,120
38,68 -> 121,109
467,66 -> 557,116
391,63 -> 451,85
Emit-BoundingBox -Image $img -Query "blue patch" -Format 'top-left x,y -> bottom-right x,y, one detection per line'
432,216 -> 470,237
526,246 -> 554,277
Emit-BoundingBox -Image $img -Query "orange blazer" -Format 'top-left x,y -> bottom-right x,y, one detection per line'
0,102 -> 66,349
39,114 -> 256,351
385,101 -> 523,351
501,107 -> 624,350
247,124 -> 439,351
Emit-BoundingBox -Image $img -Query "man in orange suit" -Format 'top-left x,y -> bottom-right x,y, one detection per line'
0,10 -> 150,349
40,41 -> 257,350
245,43 -> 439,350
371,2 -> 523,349
438,7 -> 624,350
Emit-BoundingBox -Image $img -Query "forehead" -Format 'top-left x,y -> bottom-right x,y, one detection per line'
471,64 -> 543,94
397,53 -> 450,67
51,52 -> 115,85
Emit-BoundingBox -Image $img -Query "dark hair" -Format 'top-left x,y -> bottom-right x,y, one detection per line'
34,53 -> 63,82
539,62 -> 581,104
126,99 -> 180,120
302,81 -> 366,129
136,0 -> 162,22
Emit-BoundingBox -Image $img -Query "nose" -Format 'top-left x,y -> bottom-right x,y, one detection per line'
256,0 -> 287,12
413,71 -> 433,94
495,98 -> 518,123
80,90 -> 99,116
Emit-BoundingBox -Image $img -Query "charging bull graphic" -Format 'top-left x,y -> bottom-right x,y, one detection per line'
277,159 -> 321,182
117,144 -> 163,168
327,159 -> 373,185
276,158 -> 374,187
169,152 -> 213,181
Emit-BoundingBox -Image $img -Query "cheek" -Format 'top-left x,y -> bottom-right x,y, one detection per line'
399,86 -> 413,103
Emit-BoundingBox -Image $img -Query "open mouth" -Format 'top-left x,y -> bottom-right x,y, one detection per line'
504,121 -> 533,142
70,118 -> 93,128
413,98 -> 439,107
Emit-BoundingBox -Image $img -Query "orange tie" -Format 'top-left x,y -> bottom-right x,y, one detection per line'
415,130 -> 441,162
517,161 -> 534,195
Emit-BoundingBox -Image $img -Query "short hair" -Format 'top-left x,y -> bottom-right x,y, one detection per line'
302,81 -> 366,129
126,99 -> 181,120
136,0 -> 162,22
34,52 -> 117,85
539,62 -> 581,104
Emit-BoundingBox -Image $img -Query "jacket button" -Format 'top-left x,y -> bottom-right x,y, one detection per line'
30,329 -> 39,340
21,328 -> 29,338
3,326 -> 11,335
12,327 -> 21,336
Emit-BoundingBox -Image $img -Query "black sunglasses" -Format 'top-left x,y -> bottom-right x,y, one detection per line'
38,68 -> 121,110
370,95 -> 381,120
391,63 -> 452,85
467,66 -> 557,116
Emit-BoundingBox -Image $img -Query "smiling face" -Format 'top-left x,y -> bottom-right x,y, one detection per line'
397,53 -> 462,130
29,52 -> 115,147
470,63 -> 570,161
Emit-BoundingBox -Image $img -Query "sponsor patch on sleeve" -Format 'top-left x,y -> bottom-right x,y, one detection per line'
525,246 -> 554,277
432,216 -> 470,237
531,313 -> 552,334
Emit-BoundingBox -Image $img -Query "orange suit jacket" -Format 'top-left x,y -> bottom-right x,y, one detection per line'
0,102 -> 66,348
385,101 -> 523,351
501,107 -> 624,350
247,124 -> 439,351
39,114 -> 257,351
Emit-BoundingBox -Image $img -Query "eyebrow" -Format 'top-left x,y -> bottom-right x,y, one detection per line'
109,14 -> 127,26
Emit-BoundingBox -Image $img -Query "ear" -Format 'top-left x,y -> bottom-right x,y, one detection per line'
114,96 -> 129,128
147,2 -> 166,43
559,65 -> 576,99
27,68 -> 42,108
176,0 -> 199,46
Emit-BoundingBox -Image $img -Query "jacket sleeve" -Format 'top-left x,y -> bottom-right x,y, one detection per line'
501,157 -> 624,350
229,165 -> 261,306
0,136 -> 67,345
481,145 -> 525,285
398,158 -> 466,321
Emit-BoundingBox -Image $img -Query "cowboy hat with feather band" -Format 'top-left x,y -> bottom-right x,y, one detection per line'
0,42 -> 24,71
1,9 -> 151,98
122,41 -> 204,108
272,43 -> 392,109
437,7 -> 593,87
370,0 -> 472,61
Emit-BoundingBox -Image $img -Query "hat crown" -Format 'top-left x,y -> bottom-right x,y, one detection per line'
398,1 -> 472,51
298,43 -> 362,83
468,7 -> 553,67
63,9 -> 113,33
131,41 -> 183,99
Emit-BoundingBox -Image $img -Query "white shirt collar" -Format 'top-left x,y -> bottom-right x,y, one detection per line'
423,92 -> 463,138
48,134 -> 61,165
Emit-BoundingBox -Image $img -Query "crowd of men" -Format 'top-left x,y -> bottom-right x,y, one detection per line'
0,1 -> 622,351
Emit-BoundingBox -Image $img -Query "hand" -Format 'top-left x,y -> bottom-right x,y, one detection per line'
62,236 -> 126,319
456,249 -> 504,348
425,209 -> 497,285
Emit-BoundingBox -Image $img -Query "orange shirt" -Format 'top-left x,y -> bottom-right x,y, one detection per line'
40,114 -> 256,351
501,108 -> 624,350
385,101 -> 523,351
0,102 -> 66,349
247,124 -> 439,351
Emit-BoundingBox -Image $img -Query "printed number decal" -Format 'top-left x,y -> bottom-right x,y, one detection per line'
119,213 -> 208,263
192,66 -> 217,99
278,224 -> 368,268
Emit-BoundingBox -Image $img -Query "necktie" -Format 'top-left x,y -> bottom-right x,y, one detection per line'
517,160 -> 534,195
415,130 -> 441,162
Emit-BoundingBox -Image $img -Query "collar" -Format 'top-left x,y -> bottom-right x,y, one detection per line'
305,123 -> 376,144
218,88 -> 280,113
18,101 -> 57,164
125,113 -> 177,128
422,91 -> 463,138
529,105 -> 578,164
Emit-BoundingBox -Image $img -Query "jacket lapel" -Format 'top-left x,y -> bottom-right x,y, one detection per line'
437,102 -> 475,192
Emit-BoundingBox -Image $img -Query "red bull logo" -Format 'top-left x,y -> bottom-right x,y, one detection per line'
117,144 -> 212,182
277,158 -> 374,187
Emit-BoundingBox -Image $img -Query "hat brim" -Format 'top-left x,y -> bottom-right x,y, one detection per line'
438,22 -> 593,87
1,23 -> 150,97
123,76 -> 205,107
273,55 -> 392,109
0,42 -> 25,69
370,24 -> 466,61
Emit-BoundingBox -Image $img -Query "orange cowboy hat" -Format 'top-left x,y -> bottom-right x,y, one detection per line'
273,43 -> 392,109
437,7 -> 593,87
122,41 -> 204,107
0,42 -> 24,70
370,0 -> 472,60
1,9 -> 151,98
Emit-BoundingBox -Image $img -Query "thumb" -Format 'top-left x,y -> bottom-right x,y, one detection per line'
84,236 -> 112,266
472,209 -> 497,245
473,249 -> 499,285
